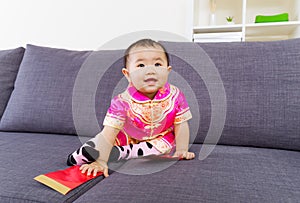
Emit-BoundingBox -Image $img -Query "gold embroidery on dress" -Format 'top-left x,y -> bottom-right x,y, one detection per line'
106,112 -> 126,121
103,116 -> 125,130
117,85 -> 186,137
126,85 -> 179,125
144,123 -> 161,130
174,110 -> 192,124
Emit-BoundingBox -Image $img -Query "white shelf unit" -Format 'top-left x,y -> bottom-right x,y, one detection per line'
192,0 -> 300,42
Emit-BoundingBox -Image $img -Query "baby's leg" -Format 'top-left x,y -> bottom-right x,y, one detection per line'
67,137 -> 99,166
109,141 -> 162,162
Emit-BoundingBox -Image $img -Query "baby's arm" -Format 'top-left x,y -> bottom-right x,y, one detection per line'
80,126 -> 120,177
173,121 -> 195,160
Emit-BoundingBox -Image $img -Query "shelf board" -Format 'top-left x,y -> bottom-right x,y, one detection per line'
193,24 -> 243,33
193,21 -> 300,37
245,21 -> 300,36
246,21 -> 300,28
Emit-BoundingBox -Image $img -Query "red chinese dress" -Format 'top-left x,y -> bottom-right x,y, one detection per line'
103,82 -> 192,154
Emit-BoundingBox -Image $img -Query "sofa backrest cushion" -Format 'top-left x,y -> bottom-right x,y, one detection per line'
0,45 -> 123,136
0,47 -> 25,120
161,38 -> 300,151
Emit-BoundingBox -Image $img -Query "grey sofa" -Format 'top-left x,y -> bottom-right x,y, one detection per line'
0,39 -> 299,203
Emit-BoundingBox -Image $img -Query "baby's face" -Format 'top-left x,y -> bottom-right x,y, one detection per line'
122,46 -> 171,99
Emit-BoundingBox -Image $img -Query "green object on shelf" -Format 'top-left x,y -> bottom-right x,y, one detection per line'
255,13 -> 289,23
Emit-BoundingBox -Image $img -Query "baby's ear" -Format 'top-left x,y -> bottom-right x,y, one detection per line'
167,66 -> 172,72
122,68 -> 130,82
122,67 -> 128,75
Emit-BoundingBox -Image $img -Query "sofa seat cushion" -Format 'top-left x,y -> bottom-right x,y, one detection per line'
0,132 -> 105,203
75,144 -> 300,203
0,47 -> 25,120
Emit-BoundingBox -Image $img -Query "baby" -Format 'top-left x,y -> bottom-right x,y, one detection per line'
67,39 -> 195,177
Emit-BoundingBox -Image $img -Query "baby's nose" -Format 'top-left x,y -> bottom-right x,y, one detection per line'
145,66 -> 156,74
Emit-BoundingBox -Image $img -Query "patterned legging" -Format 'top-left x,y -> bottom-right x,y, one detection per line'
67,137 -> 163,166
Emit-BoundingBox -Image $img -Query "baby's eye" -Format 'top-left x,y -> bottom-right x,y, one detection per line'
137,64 -> 145,68
154,63 -> 162,67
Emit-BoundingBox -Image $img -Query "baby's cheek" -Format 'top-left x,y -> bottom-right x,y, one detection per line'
159,77 -> 169,86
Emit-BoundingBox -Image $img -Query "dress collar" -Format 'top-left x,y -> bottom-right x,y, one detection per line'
127,82 -> 171,102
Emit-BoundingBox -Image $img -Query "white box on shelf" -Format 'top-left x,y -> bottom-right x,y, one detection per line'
193,32 -> 242,42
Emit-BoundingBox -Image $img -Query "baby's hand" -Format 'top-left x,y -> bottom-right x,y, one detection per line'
80,161 -> 109,177
173,151 -> 195,160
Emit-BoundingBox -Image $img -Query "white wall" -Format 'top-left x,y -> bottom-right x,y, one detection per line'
294,0 -> 300,38
0,0 -> 192,50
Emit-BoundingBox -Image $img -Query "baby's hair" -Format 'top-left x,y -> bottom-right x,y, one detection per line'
124,38 -> 170,68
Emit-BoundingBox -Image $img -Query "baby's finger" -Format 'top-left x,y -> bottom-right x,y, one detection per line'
181,152 -> 187,159
186,152 -> 195,160
87,167 -> 94,176
93,168 -> 99,177
103,168 -> 109,178
80,165 -> 88,174
172,152 -> 180,158
79,164 -> 86,171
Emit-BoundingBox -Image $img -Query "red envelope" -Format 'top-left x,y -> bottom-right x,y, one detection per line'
34,166 -> 103,195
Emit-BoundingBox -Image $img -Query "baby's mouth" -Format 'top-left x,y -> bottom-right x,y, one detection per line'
144,78 -> 158,85
144,78 -> 158,83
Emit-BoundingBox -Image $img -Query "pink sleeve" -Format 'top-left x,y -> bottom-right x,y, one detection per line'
174,90 -> 192,124
103,95 -> 126,130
